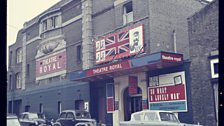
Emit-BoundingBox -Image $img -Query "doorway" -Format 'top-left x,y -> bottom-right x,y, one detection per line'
123,87 -> 142,121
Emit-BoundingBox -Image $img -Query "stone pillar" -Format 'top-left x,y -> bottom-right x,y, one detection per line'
137,72 -> 148,109
113,73 -> 147,126
82,0 -> 93,70
113,76 -> 129,126
113,83 -> 120,126
22,32 -> 26,90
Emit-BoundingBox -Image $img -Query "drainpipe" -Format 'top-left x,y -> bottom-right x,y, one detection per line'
173,30 -> 177,53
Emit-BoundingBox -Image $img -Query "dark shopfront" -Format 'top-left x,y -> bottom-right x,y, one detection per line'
70,51 -> 194,126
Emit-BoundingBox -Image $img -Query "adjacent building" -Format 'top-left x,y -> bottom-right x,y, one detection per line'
188,0 -> 219,126
7,0 -> 207,126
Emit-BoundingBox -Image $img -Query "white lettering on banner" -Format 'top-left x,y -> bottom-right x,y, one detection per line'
162,55 -> 174,60
170,93 -> 180,100
93,67 -> 108,74
40,67 -> 42,74
109,64 -> 122,70
154,94 -> 169,101
92,63 -> 123,74
39,62 -> 62,74
174,57 -> 181,62
42,56 -> 57,65
156,87 -> 167,94
162,55 -> 182,62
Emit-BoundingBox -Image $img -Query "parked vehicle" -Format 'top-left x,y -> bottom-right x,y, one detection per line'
53,110 -> 96,126
120,110 -> 203,126
7,114 -> 22,126
19,112 -> 47,126
37,113 -> 54,126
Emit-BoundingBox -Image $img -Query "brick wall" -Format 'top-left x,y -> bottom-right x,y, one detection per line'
188,0 -> 218,126
148,0 -> 203,59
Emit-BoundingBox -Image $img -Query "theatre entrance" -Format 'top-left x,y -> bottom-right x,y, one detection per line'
123,87 -> 142,121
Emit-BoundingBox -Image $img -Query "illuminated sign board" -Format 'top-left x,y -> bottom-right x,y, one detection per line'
161,52 -> 183,63
36,51 -> 66,79
95,24 -> 144,64
148,71 -> 187,112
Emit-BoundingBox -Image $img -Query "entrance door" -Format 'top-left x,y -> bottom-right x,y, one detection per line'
123,87 -> 142,121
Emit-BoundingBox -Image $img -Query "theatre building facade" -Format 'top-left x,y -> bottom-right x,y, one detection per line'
7,0 -> 204,126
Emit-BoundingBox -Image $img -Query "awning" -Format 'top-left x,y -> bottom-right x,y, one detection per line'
69,51 -> 184,81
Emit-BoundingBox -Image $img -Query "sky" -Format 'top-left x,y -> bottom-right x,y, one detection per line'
7,0 -> 60,67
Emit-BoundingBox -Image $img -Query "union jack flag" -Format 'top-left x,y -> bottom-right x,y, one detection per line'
96,31 -> 130,63
95,24 -> 144,64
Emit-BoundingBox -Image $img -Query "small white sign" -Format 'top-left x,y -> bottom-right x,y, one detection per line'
84,102 -> 89,112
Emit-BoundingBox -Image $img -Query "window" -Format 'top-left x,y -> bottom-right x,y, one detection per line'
25,105 -> 30,112
16,48 -> 22,63
16,73 -> 22,89
144,112 -> 159,121
41,15 -> 60,33
77,45 -> 82,62
26,64 -> 30,76
133,113 -> 143,121
210,58 -> 219,78
58,101 -> 61,114
9,75 -> 12,90
66,112 -> 74,119
39,103 -> 43,113
9,51 -> 12,66
59,112 -> 66,118
42,20 -> 47,32
123,2 -> 133,25
159,112 -> 179,123
75,100 -> 84,110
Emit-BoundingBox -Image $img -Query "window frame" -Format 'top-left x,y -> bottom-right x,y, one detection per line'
16,48 -> 22,63
123,1 -> 133,25
26,64 -> 30,76
9,75 -> 13,90
58,101 -> 61,114
16,72 -> 22,89
40,15 -> 60,34
77,45 -> 82,62
9,51 -> 13,66
39,103 -> 43,113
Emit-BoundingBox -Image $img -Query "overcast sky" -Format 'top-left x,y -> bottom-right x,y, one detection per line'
7,0 -> 60,67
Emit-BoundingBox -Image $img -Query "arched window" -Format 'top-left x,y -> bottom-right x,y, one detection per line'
16,73 -> 22,89
16,48 -> 22,63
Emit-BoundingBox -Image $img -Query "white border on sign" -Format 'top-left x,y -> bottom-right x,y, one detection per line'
129,25 -> 143,54
210,58 -> 219,78
148,71 -> 188,112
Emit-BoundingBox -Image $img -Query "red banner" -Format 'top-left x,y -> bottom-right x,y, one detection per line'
161,53 -> 183,63
107,97 -> 114,113
87,60 -> 131,76
148,84 -> 186,102
128,76 -> 138,95
36,51 -> 66,77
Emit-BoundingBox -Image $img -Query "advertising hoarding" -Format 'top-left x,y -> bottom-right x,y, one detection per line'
95,24 -> 144,64
36,51 -> 66,79
148,71 -> 187,112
